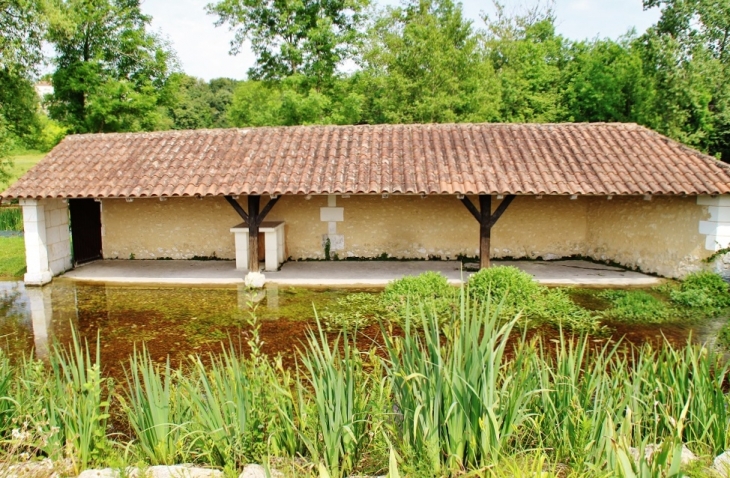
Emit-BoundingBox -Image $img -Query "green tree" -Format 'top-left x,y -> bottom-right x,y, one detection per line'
0,0 -> 47,75
165,74 -> 240,130
207,0 -> 370,88
228,76 -> 363,126
638,0 -> 730,159
47,0 -> 178,133
358,0 -> 499,124
561,36 -> 649,123
482,2 -> 568,122
0,0 -> 49,186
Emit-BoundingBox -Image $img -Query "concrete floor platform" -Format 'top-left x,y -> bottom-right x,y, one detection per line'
59,259 -> 663,287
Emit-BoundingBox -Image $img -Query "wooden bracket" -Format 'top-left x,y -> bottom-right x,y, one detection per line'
458,194 -> 517,269
460,196 -> 481,222
224,195 -> 280,226
224,195 -> 249,223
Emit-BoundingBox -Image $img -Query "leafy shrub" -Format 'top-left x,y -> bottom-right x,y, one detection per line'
670,272 -> 730,313
381,272 -> 456,319
468,266 -> 598,331
467,266 -> 541,307
599,290 -> 670,323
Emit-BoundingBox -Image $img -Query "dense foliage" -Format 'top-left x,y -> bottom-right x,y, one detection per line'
2,0 -> 730,186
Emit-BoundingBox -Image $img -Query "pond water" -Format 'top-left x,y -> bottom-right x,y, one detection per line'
0,280 -> 727,377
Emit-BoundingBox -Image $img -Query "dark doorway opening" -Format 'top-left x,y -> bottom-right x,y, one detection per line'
69,199 -> 103,264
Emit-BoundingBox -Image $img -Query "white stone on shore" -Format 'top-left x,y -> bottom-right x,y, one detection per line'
245,272 -> 266,288
78,469 -> 124,478
628,444 -> 697,466
714,451 -> 730,477
76,466 -> 222,478
239,464 -> 283,478
5,458 -> 57,478
144,466 -> 223,478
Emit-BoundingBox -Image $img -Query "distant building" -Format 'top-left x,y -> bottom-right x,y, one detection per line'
34,81 -> 54,100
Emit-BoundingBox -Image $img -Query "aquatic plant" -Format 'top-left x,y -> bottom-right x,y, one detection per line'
670,271 -> 730,313
45,330 -> 110,473
468,266 -> 598,331
182,347 -> 267,468
120,348 -> 188,465
3,283 -> 730,476
381,271 -> 457,320
382,292 -> 533,474
598,290 -> 671,323
297,318 -> 371,477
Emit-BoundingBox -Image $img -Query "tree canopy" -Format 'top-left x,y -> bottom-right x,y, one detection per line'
0,0 -> 729,186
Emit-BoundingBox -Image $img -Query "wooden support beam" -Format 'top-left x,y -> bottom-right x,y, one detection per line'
224,196 -> 249,223
458,194 -> 517,269
479,195 -> 492,269
486,194 -> 515,228
248,196 -> 261,272
460,196 -> 481,222
223,195 -> 281,273
258,196 -> 280,222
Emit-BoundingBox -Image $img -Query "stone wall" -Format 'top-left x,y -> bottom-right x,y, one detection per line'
99,194 -> 724,278
584,196 -> 711,278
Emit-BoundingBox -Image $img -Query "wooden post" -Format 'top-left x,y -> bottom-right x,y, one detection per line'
479,195 -> 492,269
458,194 -> 516,270
248,195 -> 260,272
225,195 -> 281,273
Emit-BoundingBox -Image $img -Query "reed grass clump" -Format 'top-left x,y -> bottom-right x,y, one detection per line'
2,282 -> 730,477
0,208 -> 22,232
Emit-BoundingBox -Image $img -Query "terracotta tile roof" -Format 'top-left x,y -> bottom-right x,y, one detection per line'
3,122 -> 730,199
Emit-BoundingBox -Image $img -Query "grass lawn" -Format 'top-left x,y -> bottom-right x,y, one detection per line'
7,150 -> 45,185
0,236 -> 26,279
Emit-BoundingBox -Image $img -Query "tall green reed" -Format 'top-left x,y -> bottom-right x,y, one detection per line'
182,346 -> 267,468
46,329 -> 110,473
121,347 -> 188,465
382,292 -> 533,474
297,317 -> 371,477
0,208 -> 22,231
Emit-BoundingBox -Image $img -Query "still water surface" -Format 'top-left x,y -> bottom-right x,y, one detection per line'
0,280 -> 726,377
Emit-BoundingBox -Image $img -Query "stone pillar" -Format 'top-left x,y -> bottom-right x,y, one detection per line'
20,199 -> 52,285
19,198 -> 72,286
698,195 -> 730,275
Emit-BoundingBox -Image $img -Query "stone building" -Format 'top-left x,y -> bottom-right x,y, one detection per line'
2,122 -> 730,285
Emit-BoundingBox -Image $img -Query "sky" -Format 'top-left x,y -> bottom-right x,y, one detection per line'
140,0 -> 662,81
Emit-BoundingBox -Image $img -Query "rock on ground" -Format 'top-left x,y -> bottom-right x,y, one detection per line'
77,466 -> 223,478
3,459 -> 57,478
628,444 -> 697,466
714,451 -> 730,477
239,464 -> 284,478
78,469 -> 125,478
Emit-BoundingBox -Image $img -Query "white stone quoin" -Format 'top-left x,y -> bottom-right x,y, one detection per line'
699,195 -> 730,250
230,221 -> 286,272
19,198 -> 72,286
